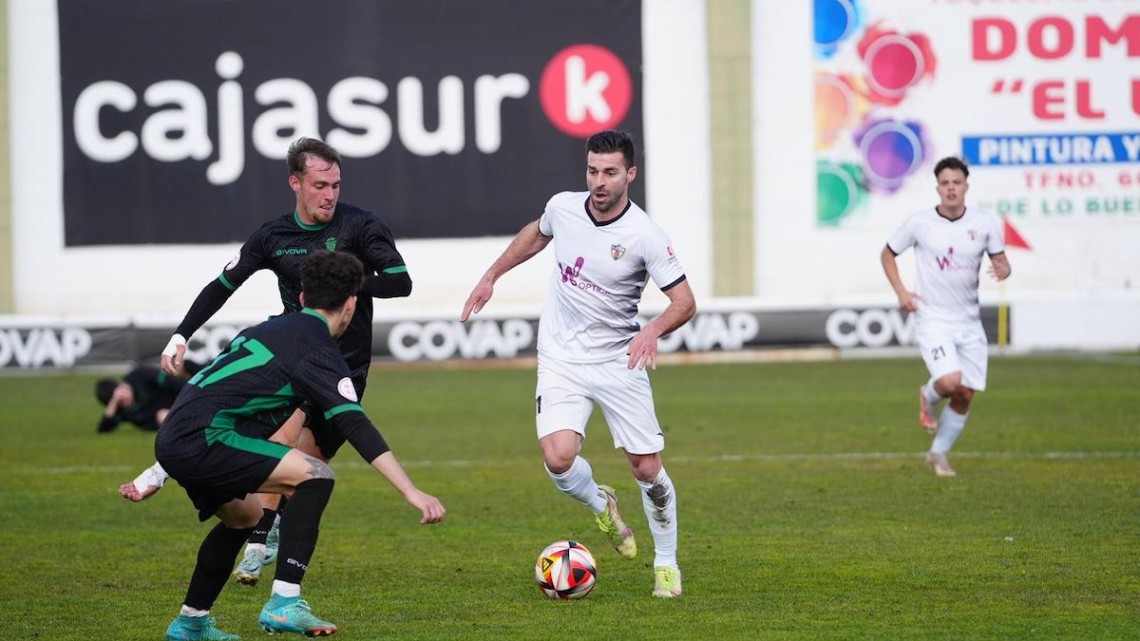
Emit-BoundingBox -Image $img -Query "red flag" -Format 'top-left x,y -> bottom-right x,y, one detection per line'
1002,218 -> 1031,251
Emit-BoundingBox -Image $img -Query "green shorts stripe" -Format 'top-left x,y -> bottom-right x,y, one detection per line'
205,427 -> 291,459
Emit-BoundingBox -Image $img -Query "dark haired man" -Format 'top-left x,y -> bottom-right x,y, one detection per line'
881,156 -> 1012,477
461,130 -> 696,598
158,250 -> 444,640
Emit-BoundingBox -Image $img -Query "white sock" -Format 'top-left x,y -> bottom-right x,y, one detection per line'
931,406 -> 967,454
547,456 -> 608,514
246,543 -> 267,555
922,379 -> 943,406
271,580 -> 301,598
636,467 -> 678,569
179,605 -> 209,617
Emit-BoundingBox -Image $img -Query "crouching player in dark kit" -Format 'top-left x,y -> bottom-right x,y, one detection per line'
156,250 -> 445,640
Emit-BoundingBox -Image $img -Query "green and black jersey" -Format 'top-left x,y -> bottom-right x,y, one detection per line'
174,203 -> 410,379
100,364 -> 187,432
120,365 -> 186,430
156,309 -> 388,463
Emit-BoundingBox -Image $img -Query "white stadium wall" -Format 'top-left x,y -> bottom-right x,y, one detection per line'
4,0 -> 1139,360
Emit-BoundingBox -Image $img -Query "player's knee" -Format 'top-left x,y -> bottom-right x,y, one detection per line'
935,372 -> 962,395
230,513 -> 261,530
539,434 -> 579,474
543,452 -> 575,475
953,386 -> 974,405
221,499 -> 266,529
628,454 -> 661,483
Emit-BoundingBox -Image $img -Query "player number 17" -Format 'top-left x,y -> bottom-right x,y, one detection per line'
189,337 -> 275,388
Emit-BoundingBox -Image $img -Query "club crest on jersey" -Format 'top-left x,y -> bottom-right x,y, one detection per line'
968,229 -> 978,241
325,237 -> 338,251
225,253 -> 240,270
611,244 -> 626,260
337,377 -> 358,402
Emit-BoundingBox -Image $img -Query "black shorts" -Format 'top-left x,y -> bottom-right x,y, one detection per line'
301,372 -> 367,460
159,438 -> 290,521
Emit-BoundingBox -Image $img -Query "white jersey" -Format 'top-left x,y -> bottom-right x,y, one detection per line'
536,191 -> 686,363
886,206 -> 1005,326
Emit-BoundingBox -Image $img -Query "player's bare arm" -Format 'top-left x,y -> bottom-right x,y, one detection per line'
988,252 -> 1012,281
461,219 -> 552,321
370,451 -> 447,524
628,280 -> 697,371
880,245 -> 920,312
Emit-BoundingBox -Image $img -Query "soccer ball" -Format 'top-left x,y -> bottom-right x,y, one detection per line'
534,540 -> 597,599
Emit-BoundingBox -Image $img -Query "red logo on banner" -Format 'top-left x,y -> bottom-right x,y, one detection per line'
540,44 -> 632,137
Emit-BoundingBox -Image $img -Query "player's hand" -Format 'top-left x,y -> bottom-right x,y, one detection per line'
119,463 -> 167,502
460,279 -> 494,322
897,291 -> 920,313
987,263 -> 1011,281
161,334 -> 187,376
118,480 -> 160,502
404,489 -> 446,524
626,329 -> 660,370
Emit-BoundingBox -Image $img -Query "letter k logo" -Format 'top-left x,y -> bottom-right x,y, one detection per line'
565,55 -> 611,123
540,44 -> 633,137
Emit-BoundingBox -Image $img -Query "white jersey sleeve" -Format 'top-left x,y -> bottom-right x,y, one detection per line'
985,212 -> 1006,256
886,214 -> 918,256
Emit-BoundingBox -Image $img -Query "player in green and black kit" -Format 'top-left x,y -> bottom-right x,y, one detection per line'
95,364 -> 190,433
122,138 -> 410,584
156,250 -> 445,641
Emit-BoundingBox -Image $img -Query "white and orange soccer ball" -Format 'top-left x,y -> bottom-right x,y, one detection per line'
534,540 -> 597,599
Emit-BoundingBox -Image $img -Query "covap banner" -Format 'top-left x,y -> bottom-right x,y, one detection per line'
58,0 -> 643,246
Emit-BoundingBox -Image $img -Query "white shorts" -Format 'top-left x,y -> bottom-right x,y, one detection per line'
535,355 -> 665,455
916,321 -> 989,391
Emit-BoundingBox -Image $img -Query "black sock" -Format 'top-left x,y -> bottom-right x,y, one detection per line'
274,478 -> 334,585
247,508 -> 276,546
184,523 -> 255,610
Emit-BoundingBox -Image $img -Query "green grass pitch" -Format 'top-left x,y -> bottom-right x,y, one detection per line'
1,354 -> 1137,640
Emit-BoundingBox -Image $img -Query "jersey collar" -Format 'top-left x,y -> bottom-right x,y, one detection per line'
301,307 -> 330,329
294,210 -> 330,231
582,196 -> 632,227
934,205 -> 967,222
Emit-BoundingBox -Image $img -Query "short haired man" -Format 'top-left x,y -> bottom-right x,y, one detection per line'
462,130 -> 696,597
880,156 -> 1012,477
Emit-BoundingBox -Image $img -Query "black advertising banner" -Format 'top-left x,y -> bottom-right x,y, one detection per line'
58,0 -> 644,246
0,307 -> 1005,369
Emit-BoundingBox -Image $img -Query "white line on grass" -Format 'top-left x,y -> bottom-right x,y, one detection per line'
24,450 -> 1140,476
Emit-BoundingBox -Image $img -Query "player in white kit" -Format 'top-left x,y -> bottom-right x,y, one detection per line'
880,156 -> 1012,477
461,130 -> 696,597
